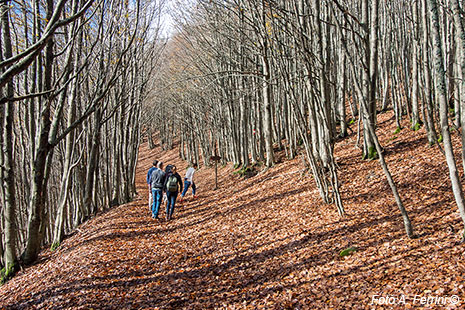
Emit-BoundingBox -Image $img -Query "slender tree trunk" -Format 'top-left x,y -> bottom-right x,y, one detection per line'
52,74 -> 78,248
0,41 -> 4,270
422,0 -> 439,145
362,0 -> 376,159
1,0 -> 18,275
260,1 -> 274,167
338,42 -> 348,137
111,107 -> 122,206
85,108 -> 102,212
313,0 -> 331,167
450,0 -> 465,173
368,0 -> 379,128
411,0 -> 421,130
239,69 -> 250,167
22,0 -> 55,265
148,128 -> 155,149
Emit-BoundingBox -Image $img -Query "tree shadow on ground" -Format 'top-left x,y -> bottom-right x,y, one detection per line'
7,210 -> 408,309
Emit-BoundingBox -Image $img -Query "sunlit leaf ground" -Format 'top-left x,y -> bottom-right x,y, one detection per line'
1,111 -> 465,309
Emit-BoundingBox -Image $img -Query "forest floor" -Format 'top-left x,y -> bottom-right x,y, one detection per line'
1,110 -> 465,309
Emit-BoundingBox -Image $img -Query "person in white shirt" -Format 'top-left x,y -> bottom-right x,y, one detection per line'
180,163 -> 197,201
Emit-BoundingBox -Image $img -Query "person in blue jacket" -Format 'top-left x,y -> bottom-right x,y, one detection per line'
146,160 -> 158,210
150,162 -> 166,219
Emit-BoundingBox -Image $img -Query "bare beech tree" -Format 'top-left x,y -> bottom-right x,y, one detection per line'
1,0 -> 18,279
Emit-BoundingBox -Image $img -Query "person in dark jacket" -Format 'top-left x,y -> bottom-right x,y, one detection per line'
163,165 -> 183,220
150,162 -> 166,219
162,164 -> 174,204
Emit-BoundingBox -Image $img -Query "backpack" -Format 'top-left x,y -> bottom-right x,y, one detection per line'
166,174 -> 178,192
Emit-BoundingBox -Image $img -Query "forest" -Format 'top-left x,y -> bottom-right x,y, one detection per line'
1,0 -> 465,308
150,0 -> 465,239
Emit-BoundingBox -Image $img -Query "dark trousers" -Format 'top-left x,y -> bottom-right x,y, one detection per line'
166,191 -> 178,218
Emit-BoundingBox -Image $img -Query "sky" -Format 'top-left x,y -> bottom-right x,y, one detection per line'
159,0 -> 183,38
160,9 -> 175,38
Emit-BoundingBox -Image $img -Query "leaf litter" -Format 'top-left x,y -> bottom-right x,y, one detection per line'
1,111 -> 465,309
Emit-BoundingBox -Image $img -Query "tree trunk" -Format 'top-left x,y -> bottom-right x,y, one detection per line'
411,0 -> 421,130
85,108 -> 102,212
362,0 -> 377,159
422,0 -> 439,145
21,0 -> 54,265
52,75 -> 79,248
338,41 -> 348,137
450,0 -> 465,173
1,0 -> 18,274
260,2 -> 274,167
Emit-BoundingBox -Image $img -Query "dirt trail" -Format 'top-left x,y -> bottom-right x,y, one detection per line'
1,112 -> 465,309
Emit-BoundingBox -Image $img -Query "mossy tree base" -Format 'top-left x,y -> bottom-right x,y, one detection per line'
412,122 -> 422,131
233,165 -> 259,178
51,241 -> 60,251
1,262 -> 18,285
363,146 -> 379,160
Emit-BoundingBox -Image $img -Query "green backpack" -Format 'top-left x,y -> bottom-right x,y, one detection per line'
166,175 -> 178,192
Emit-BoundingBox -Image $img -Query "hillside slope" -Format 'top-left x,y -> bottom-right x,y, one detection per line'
1,111 -> 465,309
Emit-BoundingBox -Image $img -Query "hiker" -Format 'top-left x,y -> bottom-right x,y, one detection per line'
163,165 -> 183,220
150,161 -> 166,219
180,163 -> 197,201
147,160 -> 158,210
162,164 -> 174,203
